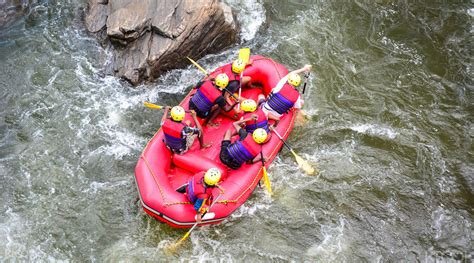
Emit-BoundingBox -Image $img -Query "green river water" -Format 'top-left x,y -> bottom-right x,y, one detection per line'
0,0 -> 472,261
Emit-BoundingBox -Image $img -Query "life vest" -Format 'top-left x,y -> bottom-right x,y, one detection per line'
221,63 -> 241,83
162,119 -> 186,152
243,108 -> 269,133
186,172 -> 213,204
227,134 -> 261,165
190,81 -> 222,113
266,83 -> 300,115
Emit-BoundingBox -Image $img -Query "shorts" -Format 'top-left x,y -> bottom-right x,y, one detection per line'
261,102 -> 282,118
219,140 -> 242,170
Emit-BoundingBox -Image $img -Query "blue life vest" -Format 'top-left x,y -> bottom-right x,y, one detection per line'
244,109 -> 269,133
190,81 -> 222,114
266,83 -> 300,115
186,172 -> 212,204
162,119 -> 186,152
227,135 -> 260,165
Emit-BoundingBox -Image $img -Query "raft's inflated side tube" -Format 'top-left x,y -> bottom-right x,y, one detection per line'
243,55 -> 289,95
172,153 -> 228,181
135,56 -> 296,228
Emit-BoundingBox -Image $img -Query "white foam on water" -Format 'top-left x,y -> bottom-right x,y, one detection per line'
224,0 -> 266,42
0,208 -> 39,260
230,202 -> 273,219
306,216 -> 348,260
351,123 -> 398,139
468,8 -> 474,17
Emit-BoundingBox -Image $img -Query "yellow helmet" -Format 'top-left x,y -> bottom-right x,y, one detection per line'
232,58 -> 246,74
204,168 -> 221,186
170,106 -> 185,122
252,128 -> 268,144
215,73 -> 229,89
241,99 -> 257,113
287,73 -> 301,87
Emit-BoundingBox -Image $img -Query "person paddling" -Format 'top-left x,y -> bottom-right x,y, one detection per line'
220,58 -> 251,104
161,106 -> 209,154
239,99 -> 277,135
258,64 -> 312,126
219,119 -> 268,169
189,73 -> 238,121
176,168 -> 222,222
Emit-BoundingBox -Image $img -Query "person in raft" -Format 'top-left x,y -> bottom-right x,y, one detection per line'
258,64 -> 312,127
239,99 -> 278,135
188,73 -> 239,121
161,106 -> 209,154
220,58 -> 251,105
176,168 -> 222,222
219,119 -> 268,170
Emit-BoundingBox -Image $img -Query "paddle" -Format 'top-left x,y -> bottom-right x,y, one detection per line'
187,57 -> 209,76
254,118 -> 272,195
237,48 -> 250,111
272,129 -> 316,175
143,101 -> 164,110
164,193 -> 222,253
238,48 -> 250,64
186,56 -> 239,101
260,150 -> 272,195
144,102 -> 194,113
302,72 -> 309,94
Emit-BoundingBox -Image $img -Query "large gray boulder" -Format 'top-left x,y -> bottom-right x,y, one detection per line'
85,0 -> 239,85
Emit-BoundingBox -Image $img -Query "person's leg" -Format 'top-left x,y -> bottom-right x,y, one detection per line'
219,140 -> 231,167
206,107 -> 220,127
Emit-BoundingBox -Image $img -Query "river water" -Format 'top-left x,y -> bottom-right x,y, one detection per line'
0,0 -> 472,261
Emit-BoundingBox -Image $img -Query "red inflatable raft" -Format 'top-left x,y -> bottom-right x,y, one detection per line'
134,55 -> 298,228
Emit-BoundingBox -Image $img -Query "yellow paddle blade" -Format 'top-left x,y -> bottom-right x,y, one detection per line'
143,101 -> 163,110
291,150 -> 316,175
238,48 -> 250,64
164,231 -> 191,253
262,167 -> 272,195
187,57 -> 209,76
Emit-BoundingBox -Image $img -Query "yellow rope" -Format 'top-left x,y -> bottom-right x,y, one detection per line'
141,155 -> 167,203
139,57 -> 297,208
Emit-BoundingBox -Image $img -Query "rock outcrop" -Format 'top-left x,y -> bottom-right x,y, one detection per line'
85,0 -> 239,85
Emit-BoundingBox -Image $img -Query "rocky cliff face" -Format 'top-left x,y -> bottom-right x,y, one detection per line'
85,0 -> 239,85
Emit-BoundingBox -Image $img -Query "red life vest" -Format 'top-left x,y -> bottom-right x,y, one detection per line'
243,108 -> 269,133
227,133 -> 261,165
266,83 -> 300,114
190,81 -> 222,113
186,171 -> 213,204
162,119 -> 186,152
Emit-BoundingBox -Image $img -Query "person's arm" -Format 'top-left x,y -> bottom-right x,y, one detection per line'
220,95 -> 238,112
293,95 -> 304,109
188,110 -> 207,147
232,119 -> 247,134
239,114 -> 258,124
267,112 -> 280,128
289,64 -> 312,76
272,65 -> 313,93
160,106 -> 170,125
249,154 -> 267,164
193,80 -> 205,90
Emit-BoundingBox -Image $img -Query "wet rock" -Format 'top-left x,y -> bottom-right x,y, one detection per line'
85,0 -> 239,85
